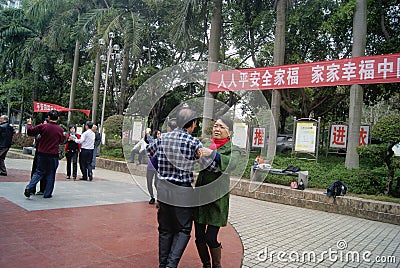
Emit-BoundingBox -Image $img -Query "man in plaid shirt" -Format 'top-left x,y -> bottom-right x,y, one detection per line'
146,107 -> 204,268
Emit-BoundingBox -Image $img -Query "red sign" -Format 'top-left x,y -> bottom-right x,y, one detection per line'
209,53 -> 400,92
329,124 -> 370,148
33,101 -> 90,117
252,128 -> 265,148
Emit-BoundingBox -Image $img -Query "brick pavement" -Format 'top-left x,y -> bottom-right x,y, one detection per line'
2,157 -> 400,267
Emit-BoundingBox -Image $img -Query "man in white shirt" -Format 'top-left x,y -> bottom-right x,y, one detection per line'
130,131 -> 148,164
72,121 -> 95,181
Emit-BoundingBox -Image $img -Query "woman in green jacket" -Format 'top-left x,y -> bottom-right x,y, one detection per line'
194,116 -> 240,268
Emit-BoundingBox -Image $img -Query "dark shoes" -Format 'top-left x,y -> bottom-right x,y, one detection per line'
66,176 -> 71,180
79,178 -> 88,181
149,198 -> 155,205
43,195 -> 52,199
0,172 -> 7,176
36,191 -> 44,195
24,188 -> 31,198
89,175 -> 93,181
73,177 -> 76,181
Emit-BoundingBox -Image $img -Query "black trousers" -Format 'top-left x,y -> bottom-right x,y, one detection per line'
66,150 -> 79,178
31,154 -> 46,193
79,149 -> 93,179
194,222 -> 221,248
158,201 -> 193,268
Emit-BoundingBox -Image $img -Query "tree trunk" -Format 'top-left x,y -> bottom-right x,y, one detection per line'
202,0 -> 222,137
92,52 -> 101,123
384,143 -> 396,195
267,0 -> 286,161
345,0 -> 367,169
68,39 -> 80,125
119,44 -> 130,115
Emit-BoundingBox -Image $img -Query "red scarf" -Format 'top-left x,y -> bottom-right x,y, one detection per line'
209,138 -> 230,150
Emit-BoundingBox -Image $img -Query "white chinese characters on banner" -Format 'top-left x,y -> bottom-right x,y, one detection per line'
209,53 -> 400,92
329,125 -> 370,148
252,128 -> 265,148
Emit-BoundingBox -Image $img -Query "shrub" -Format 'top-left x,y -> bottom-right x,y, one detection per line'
12,133 -> 34,148
104,115 -> 124,141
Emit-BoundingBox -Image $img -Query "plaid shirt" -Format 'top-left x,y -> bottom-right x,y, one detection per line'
146,128 -> 203,183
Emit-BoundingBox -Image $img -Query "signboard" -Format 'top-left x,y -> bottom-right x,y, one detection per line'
359,125 -> 370,146
295,122 -> 317,153
329,125 -> 370,148
252,127 -> 265,148
132,121 -> 143,141
330,124 -> 348,148
232,122 -> 248,149
33,101 -> 90,117
393,143 -> 400,158
209,53 -> 400,92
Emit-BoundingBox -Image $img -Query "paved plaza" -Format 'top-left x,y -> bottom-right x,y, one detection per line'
1,157 -> 399,267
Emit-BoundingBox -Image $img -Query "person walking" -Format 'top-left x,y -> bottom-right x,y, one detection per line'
145,129 -> 161,205
146,107 -> 203,268
64,125 -> 81,180
0,115 -> 14,176
91,124 -> 101,169
194,116 -> 241,268
24,110 -> 65,198
72,121 -> 95,181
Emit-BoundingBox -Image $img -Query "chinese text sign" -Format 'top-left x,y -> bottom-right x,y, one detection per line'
209,53 -> 400,92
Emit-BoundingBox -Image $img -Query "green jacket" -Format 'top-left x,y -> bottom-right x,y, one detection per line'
193,140 -> 240,227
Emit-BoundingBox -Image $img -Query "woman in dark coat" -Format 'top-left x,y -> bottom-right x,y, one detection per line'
194,116 -> 241,268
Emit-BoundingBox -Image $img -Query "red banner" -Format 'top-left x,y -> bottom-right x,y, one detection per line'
33,101 -> 90,117
209,53 -> 400,92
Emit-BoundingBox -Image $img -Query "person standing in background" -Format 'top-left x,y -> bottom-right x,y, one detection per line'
91,124 -> 101,169
145,129 -> 161,205
0,115 -> 14,176
64,125 -> 81,180
72,121 -> 95,181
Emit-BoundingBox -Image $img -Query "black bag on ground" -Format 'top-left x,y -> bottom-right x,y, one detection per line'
326,180 -> 347,198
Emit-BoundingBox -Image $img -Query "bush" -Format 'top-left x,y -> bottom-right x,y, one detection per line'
243,152 -> 391,196
12,133 -> 34,148
104,115 -> 124,141
106,139 -> 122,149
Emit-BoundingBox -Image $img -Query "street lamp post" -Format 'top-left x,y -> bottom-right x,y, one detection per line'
99,32 -> 120,152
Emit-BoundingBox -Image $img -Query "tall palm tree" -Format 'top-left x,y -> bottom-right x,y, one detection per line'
266,0 -> 287,160
345,0 -> 367,169
203,0 -> 222,137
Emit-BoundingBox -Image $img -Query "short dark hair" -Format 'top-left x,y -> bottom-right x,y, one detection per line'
68,124 -> 76,130
177,108 -> 197,129
152,130 -> 161,137
167,119 -> 177,130
86,121 -> 93,129
48,110 -> 59,120
217,116 -> 233,131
